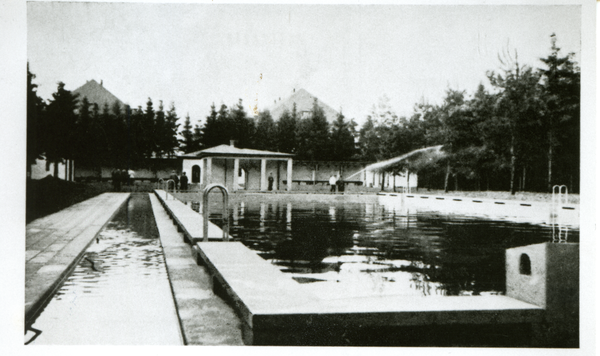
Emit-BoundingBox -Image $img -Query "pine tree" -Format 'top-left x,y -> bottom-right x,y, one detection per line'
26,64 -> 46,171
254,110 -> 277,151
180,113 -> 195,153
164,102 -> 180,158
45,82 -> 79,177
142,98 -> 156,158
202,103 -> 224,148
276,104 -> 298,154
330,112 -> 356,161
154,100 -> 166,157
538,34 -> 580,191
296,98 -> 330,161
230,99 -> 254,148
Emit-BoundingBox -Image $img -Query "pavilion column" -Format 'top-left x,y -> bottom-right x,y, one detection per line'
233,158 -> 240,191
206,157 -> 212,186
287,159 -> 293,192
260,159 -> 267,191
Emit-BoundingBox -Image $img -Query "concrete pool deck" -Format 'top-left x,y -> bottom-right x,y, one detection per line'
378,192 -> 579,227
25,192 -> 130,326
148,194 -> 243,345
196,241 -> 544,344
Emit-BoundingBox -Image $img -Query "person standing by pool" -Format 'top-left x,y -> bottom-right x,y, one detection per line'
180,171 -> 189,191
169,170 -> 179,191
268,172 -> 274,191
329,175 -> 337,193
337,175 -> 345,193
111,169 -> 120,191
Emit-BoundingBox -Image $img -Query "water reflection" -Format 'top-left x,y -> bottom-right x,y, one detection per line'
224,200 -> 579,298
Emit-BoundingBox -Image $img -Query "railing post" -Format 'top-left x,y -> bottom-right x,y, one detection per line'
165,179 -> 175,199
202,183 -> 230,242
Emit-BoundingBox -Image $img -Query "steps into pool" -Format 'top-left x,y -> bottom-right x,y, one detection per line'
154,190 -> 231,243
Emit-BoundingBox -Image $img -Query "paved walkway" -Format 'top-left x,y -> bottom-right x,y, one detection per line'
25,193 -> 130,325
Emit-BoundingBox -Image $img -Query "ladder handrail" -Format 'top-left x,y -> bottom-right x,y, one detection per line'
551,185 -> 569,243
202,183 -> 230,242
552,185 -> 568,207
165,179 -> 175,199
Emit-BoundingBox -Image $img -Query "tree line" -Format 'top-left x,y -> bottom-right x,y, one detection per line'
28,34 -> 579,193
27,70 -> 181,176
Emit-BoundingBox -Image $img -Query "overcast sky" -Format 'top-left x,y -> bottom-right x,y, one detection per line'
28,3 -> 581,127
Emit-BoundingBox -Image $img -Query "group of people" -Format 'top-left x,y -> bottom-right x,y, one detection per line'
111,169 -> 133,191
167,170 -> 188,191
329,175 -> 345,193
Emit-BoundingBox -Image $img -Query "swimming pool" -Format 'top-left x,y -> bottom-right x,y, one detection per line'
191,197 -> 579,299
26,194 -> 182,345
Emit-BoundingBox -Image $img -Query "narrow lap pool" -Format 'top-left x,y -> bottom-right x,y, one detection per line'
27,194 -> 182,345
193,198 -> 579,299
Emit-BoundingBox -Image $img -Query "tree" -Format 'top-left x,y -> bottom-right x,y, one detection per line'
45,82 -> 79,177
296,98 -> 330,161
276,104 -> 298,154
201,103 -> 238,148
330,112 -> 357,161
140,98 -> 156,158
180,113 -> 196,153
26,64 -> 46,171
357,116 -> 380,161
164,102 -> 180,158
230,99 -> 255,148
538,34 -> 580,191
488,49 -> 543,194
254,110 -> 277,151
154,100 -> 166,157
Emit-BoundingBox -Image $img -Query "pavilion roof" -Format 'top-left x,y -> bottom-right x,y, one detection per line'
180,144 -> 294,159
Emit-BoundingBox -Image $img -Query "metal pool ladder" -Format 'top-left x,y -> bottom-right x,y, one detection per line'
202,183 -> 230,242
551,185 -> 569,243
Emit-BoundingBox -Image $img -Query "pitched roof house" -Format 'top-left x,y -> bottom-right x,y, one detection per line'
72,79 -> 124,109
269,88 -> 339,123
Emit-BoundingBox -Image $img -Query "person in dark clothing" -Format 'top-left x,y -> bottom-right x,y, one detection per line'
337,176 -> 345,193
180,172 -> 189,191
111,169 -> 120,191
268,173 -> 274,191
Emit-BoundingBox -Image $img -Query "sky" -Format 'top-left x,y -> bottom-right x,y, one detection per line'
27,2 -> 582,127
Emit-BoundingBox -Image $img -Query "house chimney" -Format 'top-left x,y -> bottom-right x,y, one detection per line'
230,140 -> 235,147
100,80 -> 103,86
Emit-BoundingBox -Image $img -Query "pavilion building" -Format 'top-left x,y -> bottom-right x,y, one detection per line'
180,142 -> 294,192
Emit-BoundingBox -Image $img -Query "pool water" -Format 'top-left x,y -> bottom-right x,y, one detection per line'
199,199 -> 578,298
27,194 -> 182,345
